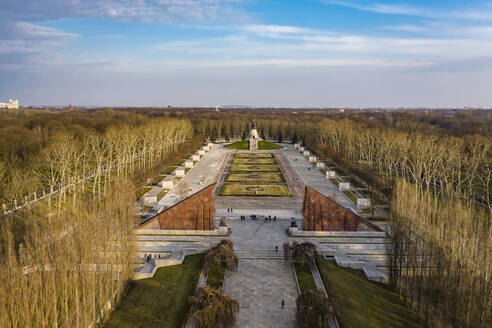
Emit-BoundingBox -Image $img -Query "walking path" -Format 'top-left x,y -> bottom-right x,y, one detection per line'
224,259 -> 297,328
155,144 -> 227,210
282,144 -> 358,212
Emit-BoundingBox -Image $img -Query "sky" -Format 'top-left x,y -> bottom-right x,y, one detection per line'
1,0 -> 492,108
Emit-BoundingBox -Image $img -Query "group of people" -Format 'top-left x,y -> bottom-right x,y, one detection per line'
239,214 -> 277,221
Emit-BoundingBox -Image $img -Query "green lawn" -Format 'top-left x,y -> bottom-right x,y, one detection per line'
234,153 -> 273,158
231,158 -> 276,164
258,140 -> 283,150
343,190 -> 357,203
294,263 -> 317,292
104,254 -> 204,328
329,178 -> 339,187
220,183 -> 291,196
225,173 -> 285,183
316,256 -> 424,328
206,262 -> 226,290
229,164 -> 280,172
225,140 -> 249,150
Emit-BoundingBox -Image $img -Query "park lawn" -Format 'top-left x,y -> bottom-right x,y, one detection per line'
343,190 -> 357,203
231,158 -> 277,164
234,153 -> 272,158
225,140 -> 249,150
229,164 -> 280,172
294,263 -> 317,292
316,256 -> 424,328
104,254 -> 204,328
258,140 -> 284,150
220,183 -> 291,196
225,173 -> 285,183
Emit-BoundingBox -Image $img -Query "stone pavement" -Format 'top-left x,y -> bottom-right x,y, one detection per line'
282,144 -> 359,212
224,259 -> 298,328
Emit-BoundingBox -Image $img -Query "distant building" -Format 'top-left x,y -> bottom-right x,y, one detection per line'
0,99 -> 19,109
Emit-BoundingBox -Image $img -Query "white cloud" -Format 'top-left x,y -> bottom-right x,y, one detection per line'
321,0 -> 492,21
380,25 -> 427,33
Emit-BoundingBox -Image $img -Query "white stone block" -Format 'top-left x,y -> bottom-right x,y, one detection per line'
357,198 -> 371,207
198,150 -> 205,156
317,162 -> 325,169
175,168 -> 185,177
299,146 -> 304,152
207,142 -> 213,147
192,154 -> 200,161
143,195 -> 157,205
303,151 -> 310,156
185,161 -> 193,168
294,143 -> 300,149
339,182 -> 350,191
309,156 -> 317,162
326,170 -> 336,178
161,180 -> 174,189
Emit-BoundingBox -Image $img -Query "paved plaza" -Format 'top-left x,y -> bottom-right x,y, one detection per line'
224,259 -> 297,328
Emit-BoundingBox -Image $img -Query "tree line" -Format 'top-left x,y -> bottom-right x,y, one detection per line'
0,108 -> 195,327
0,108 -> 193,212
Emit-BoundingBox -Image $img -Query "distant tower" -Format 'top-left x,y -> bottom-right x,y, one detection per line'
249,119 -> 260,151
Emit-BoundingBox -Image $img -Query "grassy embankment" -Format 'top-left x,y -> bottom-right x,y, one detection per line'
226,140 -> 283,150
104,254 -> 204,328
316,256 -> 424,328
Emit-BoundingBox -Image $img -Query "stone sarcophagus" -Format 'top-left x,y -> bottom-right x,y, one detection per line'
137,183 -> 216,230
302,187 -> 381,232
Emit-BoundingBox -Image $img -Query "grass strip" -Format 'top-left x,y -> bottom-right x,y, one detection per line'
343,190 -> 357,203
206,262 -> 226,290
104,254 -> 204,328
220,183 -> 291,197
234,153 -> 273,158
294,263 -> 317,292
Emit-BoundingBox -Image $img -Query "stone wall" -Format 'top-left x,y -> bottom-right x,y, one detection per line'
137,183 -> 216,230
302,186 -> 381,232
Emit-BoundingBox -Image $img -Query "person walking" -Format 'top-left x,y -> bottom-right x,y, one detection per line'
281,300 -> 285,309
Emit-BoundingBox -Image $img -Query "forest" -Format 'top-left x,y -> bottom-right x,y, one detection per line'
0,107 -> 490,327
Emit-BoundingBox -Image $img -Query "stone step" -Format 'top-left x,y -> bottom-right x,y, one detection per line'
322,243 -> 388,251
235,250 -> 285,259
346,254 -> 388,262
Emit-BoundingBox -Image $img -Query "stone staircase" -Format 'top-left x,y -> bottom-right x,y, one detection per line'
319,235 -> 389,283
235,250 -> 285,260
